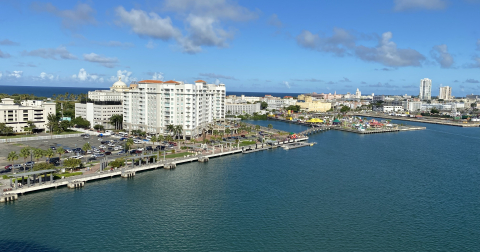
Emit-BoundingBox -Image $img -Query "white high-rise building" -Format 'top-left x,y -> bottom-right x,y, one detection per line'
419,78 -> 432,100
123,80 -> 226,139
439,86 -> 452,100
0,98 -> 56,133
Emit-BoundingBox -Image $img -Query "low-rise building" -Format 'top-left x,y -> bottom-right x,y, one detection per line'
226,103 -> 261,115
383,105 -> 404,113
297,96 -> 331,112
402,101 -> 423,112
0,98 -> 56,133
75,101 -> 123,129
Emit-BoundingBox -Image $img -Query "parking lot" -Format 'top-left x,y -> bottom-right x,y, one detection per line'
0,134 -> 131,167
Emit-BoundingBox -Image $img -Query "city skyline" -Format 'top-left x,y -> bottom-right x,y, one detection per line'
1,0 -> 480,96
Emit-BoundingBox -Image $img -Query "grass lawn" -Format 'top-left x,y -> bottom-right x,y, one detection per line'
165,152 -> 193,158
239,140 -> 256,146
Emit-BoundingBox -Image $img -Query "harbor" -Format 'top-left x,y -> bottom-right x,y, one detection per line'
353,112 -> 480,127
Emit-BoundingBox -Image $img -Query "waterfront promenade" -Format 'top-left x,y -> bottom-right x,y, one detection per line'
1,136 -> 313,202
353,112 -> 480,127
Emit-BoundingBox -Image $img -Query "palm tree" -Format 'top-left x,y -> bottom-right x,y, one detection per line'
47,114 -> 58,135
33,148 -> 44,162
109,114 -> 123,130
19,147 -> 30,172
26,121 -> 36,134
56,147 -> 64,165
126,138 -> 134,151
157,135 -> 164,143
151,135 -> 157,144
175,125 -> 183,140
7,151 -> 19,173
225,128 -> 231,137
267,124 -> 273,129
255,125 -> 260,131
44,149 -> 55,162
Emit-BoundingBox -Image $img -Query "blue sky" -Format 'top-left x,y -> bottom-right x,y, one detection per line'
0,0 -> 479,96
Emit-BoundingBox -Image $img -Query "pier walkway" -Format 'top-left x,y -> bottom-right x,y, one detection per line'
1,137 -> 310,202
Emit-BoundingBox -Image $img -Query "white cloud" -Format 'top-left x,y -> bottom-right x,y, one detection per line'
83,53 -> 118,68
0,72 -> 2,79
393,0 -> 447,11
0,39 -> 20,46
431,44 -> 454,68
22,46 -> 77,60
31,2 -> 97,30
72,68 -> 105,82
199,72 -> 237,80
110,70 -> 135,83
355,32 -> 425,67
152,72 -> 164,80
284,81 -> 291,89
115,1 -> 257,54
267,14 -> 283,28
9,71 -> 23,78
215,79 -> 220,84
115,7 -> 181,40
296,28 -> 356,56
39,72 -> 54,80
145,40 -> 157,49
0,49 -> 11,58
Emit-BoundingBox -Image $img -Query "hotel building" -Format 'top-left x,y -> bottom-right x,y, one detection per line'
0,98 -> 56,133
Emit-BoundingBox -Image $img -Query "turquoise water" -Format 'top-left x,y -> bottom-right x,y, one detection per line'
1,120 -> 479,251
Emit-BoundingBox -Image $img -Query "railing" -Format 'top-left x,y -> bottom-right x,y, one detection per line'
0,133 -> 83,143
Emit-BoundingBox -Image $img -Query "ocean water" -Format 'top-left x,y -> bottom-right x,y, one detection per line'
0,85 -> 301,98
0,120 -> 479,251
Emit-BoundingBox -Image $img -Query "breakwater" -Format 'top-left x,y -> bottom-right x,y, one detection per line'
354,112 -> 480,127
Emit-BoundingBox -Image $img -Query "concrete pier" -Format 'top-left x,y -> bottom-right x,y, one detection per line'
0,194 -> 18,202
121,170 -> 136,178
67,181 -> 85,189
198,157 -> 209,162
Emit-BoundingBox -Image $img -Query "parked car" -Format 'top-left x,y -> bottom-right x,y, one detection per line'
4,165 -> 12,170
94,153 -> 105,158
119,138 -> 127,141
117,150 -> 126,155
241,135 -> 245,137
137,148 -> 144,151
49,146 -> 56,150
146,146 -> 153,151
105,152 -> 112,155
25,161 -> 35,167
49,157 -> 60,165
129,150 -> 137,154
71,155 -> 83,159
135,150 -> 142,154
99,145 -> 106,149
87,156 -> 97,161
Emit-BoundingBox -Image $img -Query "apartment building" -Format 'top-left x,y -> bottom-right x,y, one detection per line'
439,86 -> 452,100
75,102 -> 123,129
0,98 -> 56,133
419,78 -> 432,100
123,80 -> 226,139
226,103 -> 261,115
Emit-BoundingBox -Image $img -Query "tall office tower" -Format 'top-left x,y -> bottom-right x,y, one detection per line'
439,86 -> 452,100
419,78 -> 432,100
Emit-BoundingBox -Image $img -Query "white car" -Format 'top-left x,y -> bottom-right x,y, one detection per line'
99,145 -> 106,149
114,146 -> 120,151
71,155 -> 83,159
98,138 -> 103,141
137,148 -> 144,151
86,150 -> 92,154
134,140 -> 142,144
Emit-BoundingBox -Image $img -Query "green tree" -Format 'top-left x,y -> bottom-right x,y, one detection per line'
26,121 -> 36,134
64,158 -> 81,172
0,123 -> 14,136
44,149 -> 55,160
94,124 -> 105,131
260,101 -> 268,110
225,128 -> 231,137
33,162 -> 54,171
175,125 -> 183,140
126,138 -> 134,151
82,142 -> 91,153
340,106 -> 351,113
109,114 -> 123,130
19,147 -> 31,172
157,135 -> 164,143
109,158 -> 125,168
167,124 -> 176,138
255,125 -> 260,131
56,147 -> 64,165
7,151 -> 19,172
60,120 -> 71,131
47,113 -> 59,134
151,135 -> 157,144
267,124 -> 273,129
33,148 -> 44,162
431,108 -> 440,114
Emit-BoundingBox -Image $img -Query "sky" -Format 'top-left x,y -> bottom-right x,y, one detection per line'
0,0 -> 479,96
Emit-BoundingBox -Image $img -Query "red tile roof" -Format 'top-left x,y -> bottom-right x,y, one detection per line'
195,80 -> 206,83
163,80 -> 179,84
138,80 -> 163,83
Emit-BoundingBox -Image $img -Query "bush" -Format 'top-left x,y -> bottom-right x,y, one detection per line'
33,162 -> 55,171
